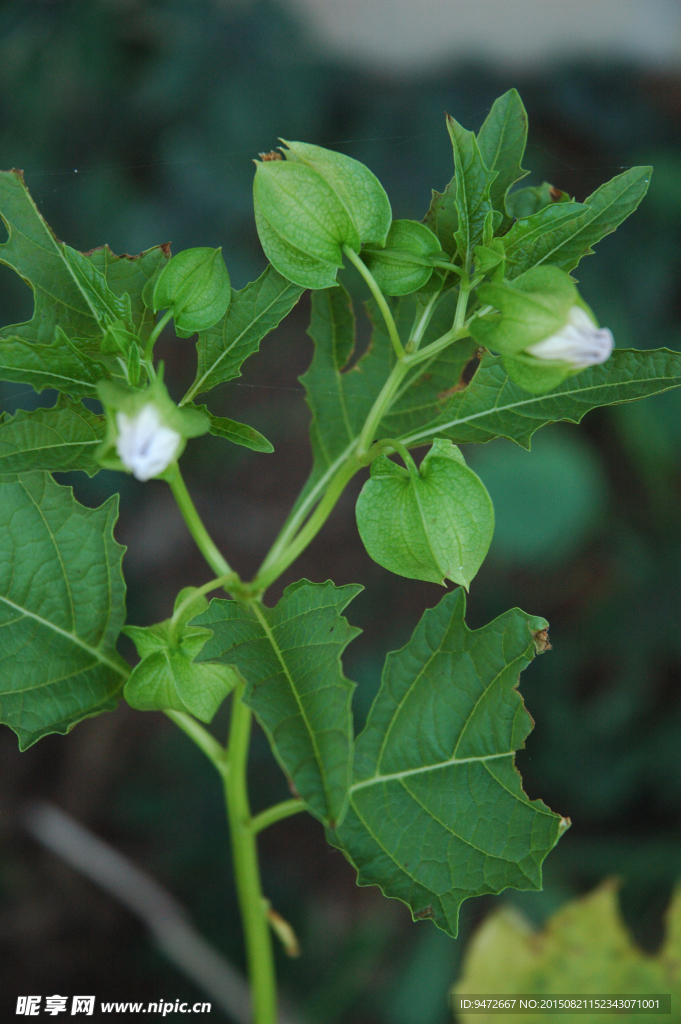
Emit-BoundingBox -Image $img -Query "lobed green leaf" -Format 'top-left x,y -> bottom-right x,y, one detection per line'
184,265 -> 303,402
505,166 -> 652,277
446,114 -> 497,267
397,348 -> 681,450
0,472 -> 127,749
0,398 -> 105,476
194,580 -> 362,827
331,588 -> 565,937
477,89 -> 529,226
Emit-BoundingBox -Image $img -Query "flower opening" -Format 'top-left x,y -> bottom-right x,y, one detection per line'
115,404 -> 182,481
526,305 -> 613,369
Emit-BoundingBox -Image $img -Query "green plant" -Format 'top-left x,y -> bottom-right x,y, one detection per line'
0,91 -> 675,1021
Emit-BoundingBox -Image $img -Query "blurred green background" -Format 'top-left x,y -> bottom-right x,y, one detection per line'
1,1 -> 681,1020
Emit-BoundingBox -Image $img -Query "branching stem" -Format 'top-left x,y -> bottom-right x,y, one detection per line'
342,245 -> 405,359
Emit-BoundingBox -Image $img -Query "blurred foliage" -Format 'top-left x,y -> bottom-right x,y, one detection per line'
453,881 -> 681,1021
0,1 -> 679,1021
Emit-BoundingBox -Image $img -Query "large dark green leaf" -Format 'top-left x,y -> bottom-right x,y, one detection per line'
0,398 -> 105,476
194,580 -> 361,827
504,166 -> 651,277
332,589 -> 566,937
0,472 -> 128,749
183,265 -> 303,402
397,349 -> 681,450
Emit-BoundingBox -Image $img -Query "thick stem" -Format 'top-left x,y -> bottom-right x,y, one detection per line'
342,245 -> 405,359
225,686 -> 278,1024
166,464 -> 233,578
165,710 -> 227,773
253,458 -> 360,592
356,358 -> 410,455
145,308 -> 173,363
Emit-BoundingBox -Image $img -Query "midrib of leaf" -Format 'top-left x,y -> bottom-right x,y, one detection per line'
399,361 -> 681,446
410,480 -> 444,575
0,435 -> 100,465
532,175 -> 642,267
249,600 -> 335,813
349,750 -> 512,792
184,281 -> 301,401
452,653 -> 525,758
0,594 -> 127,679
0,354 -> 95,392
364,645 -> 518,789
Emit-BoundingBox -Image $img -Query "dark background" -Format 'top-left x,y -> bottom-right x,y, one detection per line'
1,1 -> 681,1020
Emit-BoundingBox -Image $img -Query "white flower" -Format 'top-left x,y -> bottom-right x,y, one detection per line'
526,305 -> 613,369
115,403 -> 182,481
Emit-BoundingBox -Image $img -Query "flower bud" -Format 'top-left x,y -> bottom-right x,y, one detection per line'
470,265 -> 614,394
115,403 -> 182,481
96,376 -> 209,479
525,305 -> 613,369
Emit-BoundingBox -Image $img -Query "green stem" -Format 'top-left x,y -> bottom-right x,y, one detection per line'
144,308 -> 173,362
342,245 -> 405,359
165,710 -> 227,773
376,438 -> 419,481
254,458 -> 359,592
258,442 -> 356,577
251,799 -> 306,835
166,463 -> 233,577
225,685 -> 278,1024
453,275 -> 471,331
170,572 -> 238,627
356,358 -> 410,455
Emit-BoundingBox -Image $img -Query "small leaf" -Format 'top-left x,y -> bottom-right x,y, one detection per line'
124,590 -> 236,723
356,440 -> 494,587
0,472 -> 128,749
423,179 -> 458,257
361,220 -> 442,296
62,245 -> 132,328
397,348 -> 681,450
194,580 -> 362,827
281,140 -> 391,246
477,89 -> 529,224
331,588 -> 565,938
446,114 -> 497,268
198,407 -> 274,453
0,398 -> 105,476
152,247 -> 231,336
505,181 -> 571,220
505,166 -> 652,277
185,265 -> 303,401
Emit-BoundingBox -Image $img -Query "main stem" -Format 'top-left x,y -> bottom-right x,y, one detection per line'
225,684 -> 278,1024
